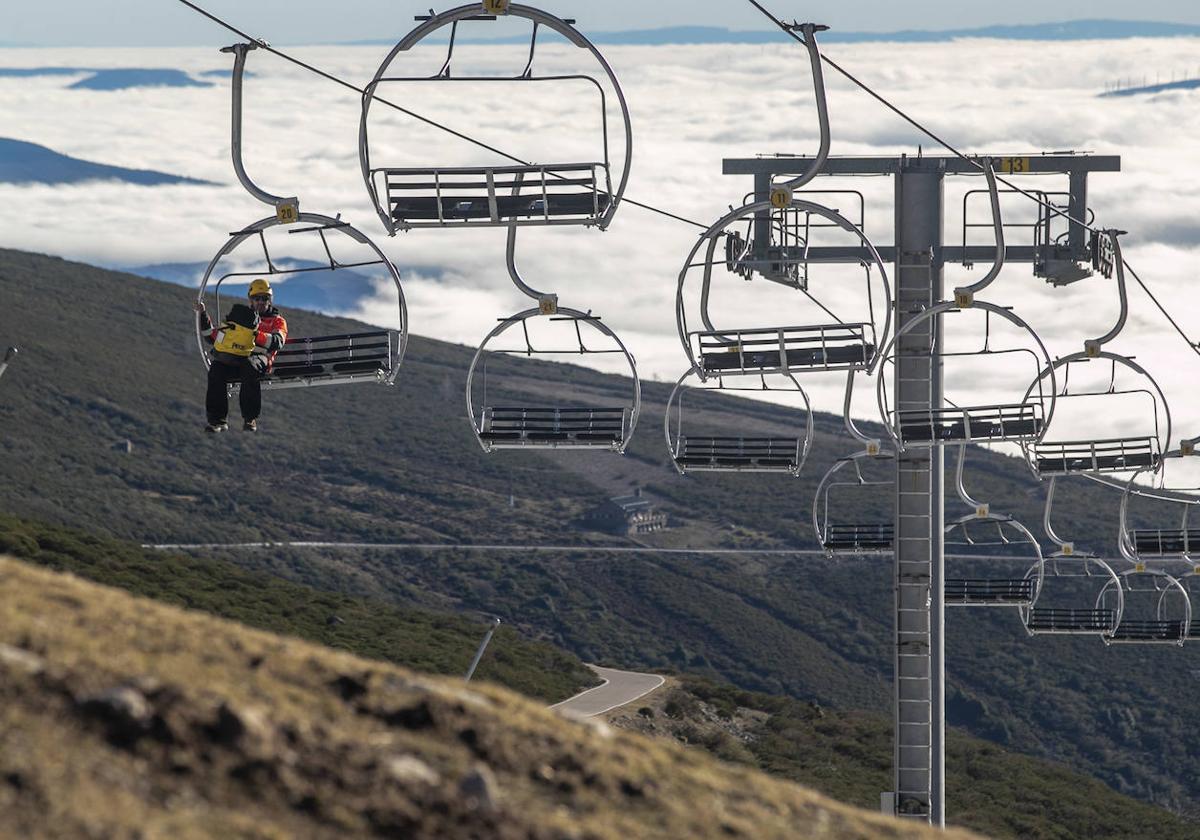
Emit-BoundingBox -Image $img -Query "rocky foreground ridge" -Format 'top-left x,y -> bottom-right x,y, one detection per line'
0,557 -> 977,839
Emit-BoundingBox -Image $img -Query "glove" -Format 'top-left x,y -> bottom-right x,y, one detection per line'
267,332 -> 286,352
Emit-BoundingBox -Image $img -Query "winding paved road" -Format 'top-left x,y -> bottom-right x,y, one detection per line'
550,665 -> 665,717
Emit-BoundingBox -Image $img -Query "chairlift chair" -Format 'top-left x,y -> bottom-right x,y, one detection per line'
1025,351 -> 1171,478
1020,473 -> 1122,635
664,368 -> 813,476
359,3 -> 632,235
812,449 -> 894,554
876,303 -> 1056,449
878,160 -> 1056,450
1025,231 -> 1172,478
943,445 -> 1044,607
1119,456 -> 1200,565
195,43 -> 408,392
196,214 -> 408,391
466,306 -> 639,453
1019,554 -> 1123,637
677,199 -> 892,381
1098,568 -> 1190,646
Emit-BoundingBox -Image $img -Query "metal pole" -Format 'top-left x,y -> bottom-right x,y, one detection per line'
464,617 -> 501,682
891,162 -> 945,826
0,347 -> 17,382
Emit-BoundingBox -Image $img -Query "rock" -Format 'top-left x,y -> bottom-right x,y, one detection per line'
212,702 -> 274,754
458,763 -> 499,813
0,643 -> 44,675
80,685 -> 153,746
385,755 -> 440,787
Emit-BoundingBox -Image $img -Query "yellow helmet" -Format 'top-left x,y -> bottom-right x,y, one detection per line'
247,278 -> 273,299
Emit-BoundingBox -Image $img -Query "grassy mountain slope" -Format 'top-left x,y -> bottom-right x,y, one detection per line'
0,556 -> 976,840
606,677 -> 1200,840
2,248 -> 1198,821
0,514 -> 594,703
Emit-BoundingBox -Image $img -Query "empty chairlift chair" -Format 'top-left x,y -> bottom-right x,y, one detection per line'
677,199 -> 892,381
1025,352 -> 1171,479
358,4 -> 632,235
876,303 -> 1055,449
812,448 -> 895,554
1020,555 -> 1123,637
1119,452 -> 1200,565
945,515 -> 1044,607
196,214 -> 407,391
943,445 -> 1044,607
664,370 -> 813,476
1098,568 -> 1190,646
467,307 -> 639,453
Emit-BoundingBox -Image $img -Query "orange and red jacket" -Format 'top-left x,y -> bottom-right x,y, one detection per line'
200,307 -> 290,372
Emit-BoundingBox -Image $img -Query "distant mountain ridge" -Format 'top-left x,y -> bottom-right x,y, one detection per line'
0,67 -> 212,90
345,19 -> 1200,47
0,138 -> 213,186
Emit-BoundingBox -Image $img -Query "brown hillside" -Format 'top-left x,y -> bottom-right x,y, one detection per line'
0,557 -> 980,840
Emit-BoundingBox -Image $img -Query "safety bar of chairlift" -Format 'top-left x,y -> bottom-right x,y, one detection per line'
677,198 -> 892,376
221,43 -> 299,219
953,160 -> 1004,308
875,300 -> 1056,451
359,3 -> 634,236
772,23 -> 831,196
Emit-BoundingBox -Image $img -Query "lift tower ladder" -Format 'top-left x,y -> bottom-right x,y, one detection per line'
723,152 -> 1121,827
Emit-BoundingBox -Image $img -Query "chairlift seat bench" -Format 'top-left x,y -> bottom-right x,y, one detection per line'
479,406 -> 629,449
898,404 -> 1043,444
823,523 -> 893,551
380,164 -> 611,229
227,330 -> 396,390
1026,607 -> 1117,634
1034,437 -> 1159,475
674,436 -> 801,472
1108,619 -> 1186,643
695,323 -> 875,375
1132,528 -> 1200,556
945,578 -> 1034,605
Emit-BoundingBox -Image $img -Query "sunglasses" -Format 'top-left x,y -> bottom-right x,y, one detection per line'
250,295 -> 272,302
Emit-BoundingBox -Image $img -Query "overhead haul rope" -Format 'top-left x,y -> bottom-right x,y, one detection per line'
173,0 -> 708,230
746,0 -> 1200,361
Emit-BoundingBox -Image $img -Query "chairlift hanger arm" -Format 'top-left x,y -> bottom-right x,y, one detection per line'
774,22 -> 831,195
953,443 -> 988,514
1084,231 -> 1129,356
221,42 -> 299,218
954,161 -> 1005,306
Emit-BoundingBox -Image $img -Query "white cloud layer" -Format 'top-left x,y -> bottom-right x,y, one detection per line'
2,37 -> 1200,448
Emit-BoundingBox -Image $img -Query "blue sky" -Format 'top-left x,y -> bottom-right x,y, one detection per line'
8,0 -> 1200,47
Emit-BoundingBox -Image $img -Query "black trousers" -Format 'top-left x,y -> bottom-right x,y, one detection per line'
206,356 -> 268,424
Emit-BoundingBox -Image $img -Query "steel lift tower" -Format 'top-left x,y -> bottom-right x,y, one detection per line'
723,152 -> 1120,826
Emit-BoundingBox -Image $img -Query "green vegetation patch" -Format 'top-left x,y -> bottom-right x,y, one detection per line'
0,515 -> 594,703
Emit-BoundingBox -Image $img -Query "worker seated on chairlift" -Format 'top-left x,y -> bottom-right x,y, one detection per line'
194,278 -> 288,434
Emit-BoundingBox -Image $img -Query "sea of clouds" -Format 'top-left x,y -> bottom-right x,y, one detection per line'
1,35 -> 1199,458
